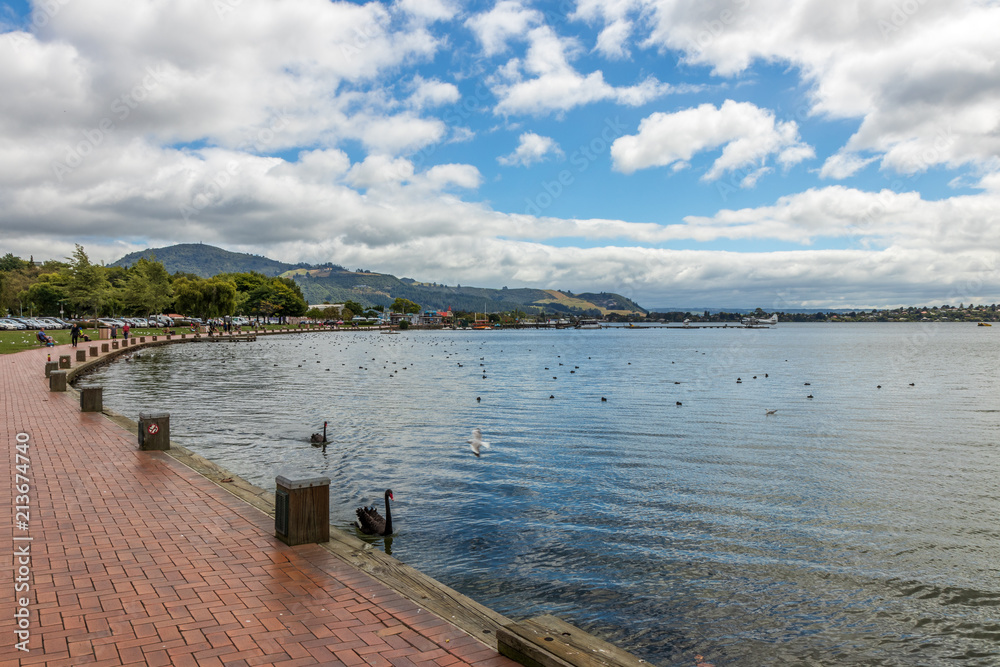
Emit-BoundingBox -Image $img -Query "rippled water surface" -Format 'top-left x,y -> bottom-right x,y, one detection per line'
84,324 -> 1000,666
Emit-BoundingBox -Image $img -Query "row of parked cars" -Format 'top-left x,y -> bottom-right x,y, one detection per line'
0,315 -> 178,331
0,317 -> 77,331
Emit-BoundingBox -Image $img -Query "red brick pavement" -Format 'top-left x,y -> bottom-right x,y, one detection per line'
1,342 -> 518,667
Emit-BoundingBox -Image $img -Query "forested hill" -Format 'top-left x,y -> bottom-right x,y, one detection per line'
111,243 -> 647,315
111,243 -> 309,277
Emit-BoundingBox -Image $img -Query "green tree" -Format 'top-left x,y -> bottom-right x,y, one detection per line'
20,278 -> 67,316
66,245 -> 111,320
173,276 -> 237,320
342,300 -> 365,319
390,297 -> 421,314
123,256 -> 173,320
0,253 -> 30,272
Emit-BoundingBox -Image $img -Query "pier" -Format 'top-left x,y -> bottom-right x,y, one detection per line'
1,334 -> 651,667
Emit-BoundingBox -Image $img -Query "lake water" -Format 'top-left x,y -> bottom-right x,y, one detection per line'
83,324 -> 1000,666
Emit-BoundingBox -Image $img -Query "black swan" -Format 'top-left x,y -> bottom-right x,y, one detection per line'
310,422 -> 328,445
355,489 -> 394,536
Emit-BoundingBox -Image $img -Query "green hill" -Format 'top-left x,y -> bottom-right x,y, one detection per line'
110,243 -> 647,315
111,243 -> 309,277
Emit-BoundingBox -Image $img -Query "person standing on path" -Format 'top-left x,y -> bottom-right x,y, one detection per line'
71,323 -> 80,347
123,322 -> 130,340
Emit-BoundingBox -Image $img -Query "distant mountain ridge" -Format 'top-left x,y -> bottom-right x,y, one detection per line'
112,243 -> 309,277
112,243 -> 647,315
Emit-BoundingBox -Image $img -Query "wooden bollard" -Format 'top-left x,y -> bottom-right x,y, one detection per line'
101,343 -> 109,353
80,387 -> 103,412
44,361 -> 59,378
58,354 -> 71,369
138,412 -> 170,450
274,475 -> 330,546
49,370 -> 67,392
166,335 -> 171,340
89,346 -> 98,357
75,350 -> 86,362
152,335 -> 157,341
140,336 -> 145,342
111,341 -> 118,349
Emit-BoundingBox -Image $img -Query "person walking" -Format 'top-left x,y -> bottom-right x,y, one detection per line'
71,323 -> 80,347
123,322 -> 130,340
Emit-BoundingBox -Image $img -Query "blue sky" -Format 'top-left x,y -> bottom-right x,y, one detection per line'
1,0 -> 998,308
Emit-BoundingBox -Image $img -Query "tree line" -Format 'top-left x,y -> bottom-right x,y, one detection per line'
0,245 -> 308,322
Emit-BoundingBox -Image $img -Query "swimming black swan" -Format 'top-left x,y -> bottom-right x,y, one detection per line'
310,422 -> 328,444
355,489 -> 394,536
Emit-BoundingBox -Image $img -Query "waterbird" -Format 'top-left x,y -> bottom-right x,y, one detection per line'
354,489 -> 394,536
766,409 -> 777,415
468,428 -> 491,457
601,397 -> 607,402
310,422 -> 328,444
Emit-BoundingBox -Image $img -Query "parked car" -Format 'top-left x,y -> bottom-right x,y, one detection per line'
97,318 -> 127,328
36,318 -> 68,329
0,318 -> 26,330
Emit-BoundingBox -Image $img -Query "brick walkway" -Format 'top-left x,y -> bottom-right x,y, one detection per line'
1,342 -> 518,667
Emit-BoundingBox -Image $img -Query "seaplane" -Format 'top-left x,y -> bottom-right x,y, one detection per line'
741,313 -> 778,327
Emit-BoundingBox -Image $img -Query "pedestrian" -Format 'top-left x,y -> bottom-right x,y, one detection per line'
111,324 -> 118,339
123,323 -> 130,340
71,323 -> 80,347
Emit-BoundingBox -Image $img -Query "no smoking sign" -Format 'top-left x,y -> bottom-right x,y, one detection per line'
147,423 -> 159,435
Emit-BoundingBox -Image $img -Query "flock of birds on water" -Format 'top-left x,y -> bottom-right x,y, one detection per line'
107,332 -> 920,539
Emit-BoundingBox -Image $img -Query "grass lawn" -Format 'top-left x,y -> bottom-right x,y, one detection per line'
0,328 -> 168,354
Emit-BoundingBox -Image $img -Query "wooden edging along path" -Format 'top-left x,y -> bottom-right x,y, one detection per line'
3,328 -> 651,667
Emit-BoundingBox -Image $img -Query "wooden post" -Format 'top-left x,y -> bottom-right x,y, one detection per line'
101,343 -> 109,353
44,361 -> 59,377
111,341 -> 118,349
80,387 -> 103,412
274,475 -> 330,545
140,336 -> 145,342
76,350 -> 86,362
49,370 -> 67,392
138,412 -> 170,450
89,346 -> 98,357
58,354 -> 71,368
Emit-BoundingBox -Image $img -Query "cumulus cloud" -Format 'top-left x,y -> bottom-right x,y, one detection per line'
578,0 -> 1000,177
489,26 -> 671,115
498,132 -> 563,167
408,76 -> 461,109
465,0 -> 542,56
611,100 -> 813,181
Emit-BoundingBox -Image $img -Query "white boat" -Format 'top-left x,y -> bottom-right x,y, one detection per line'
576,319 -> 602,329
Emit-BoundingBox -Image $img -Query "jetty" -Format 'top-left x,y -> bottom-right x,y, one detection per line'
2,333 -> 653,667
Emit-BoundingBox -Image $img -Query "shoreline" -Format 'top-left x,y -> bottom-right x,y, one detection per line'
51,328 -> 652,667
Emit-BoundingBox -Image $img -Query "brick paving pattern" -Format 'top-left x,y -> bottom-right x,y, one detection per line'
1,342 -> 518,667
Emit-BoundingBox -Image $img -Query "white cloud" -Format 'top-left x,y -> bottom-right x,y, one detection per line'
611,100 -> 813,181
820,152 -> 878,180
579,0 -> 1000,177
490,26 -> 671,115
465,0 -> 542,56
408,76 -> 461,109
498,132 -> 563,167
397,0 -> 459,22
